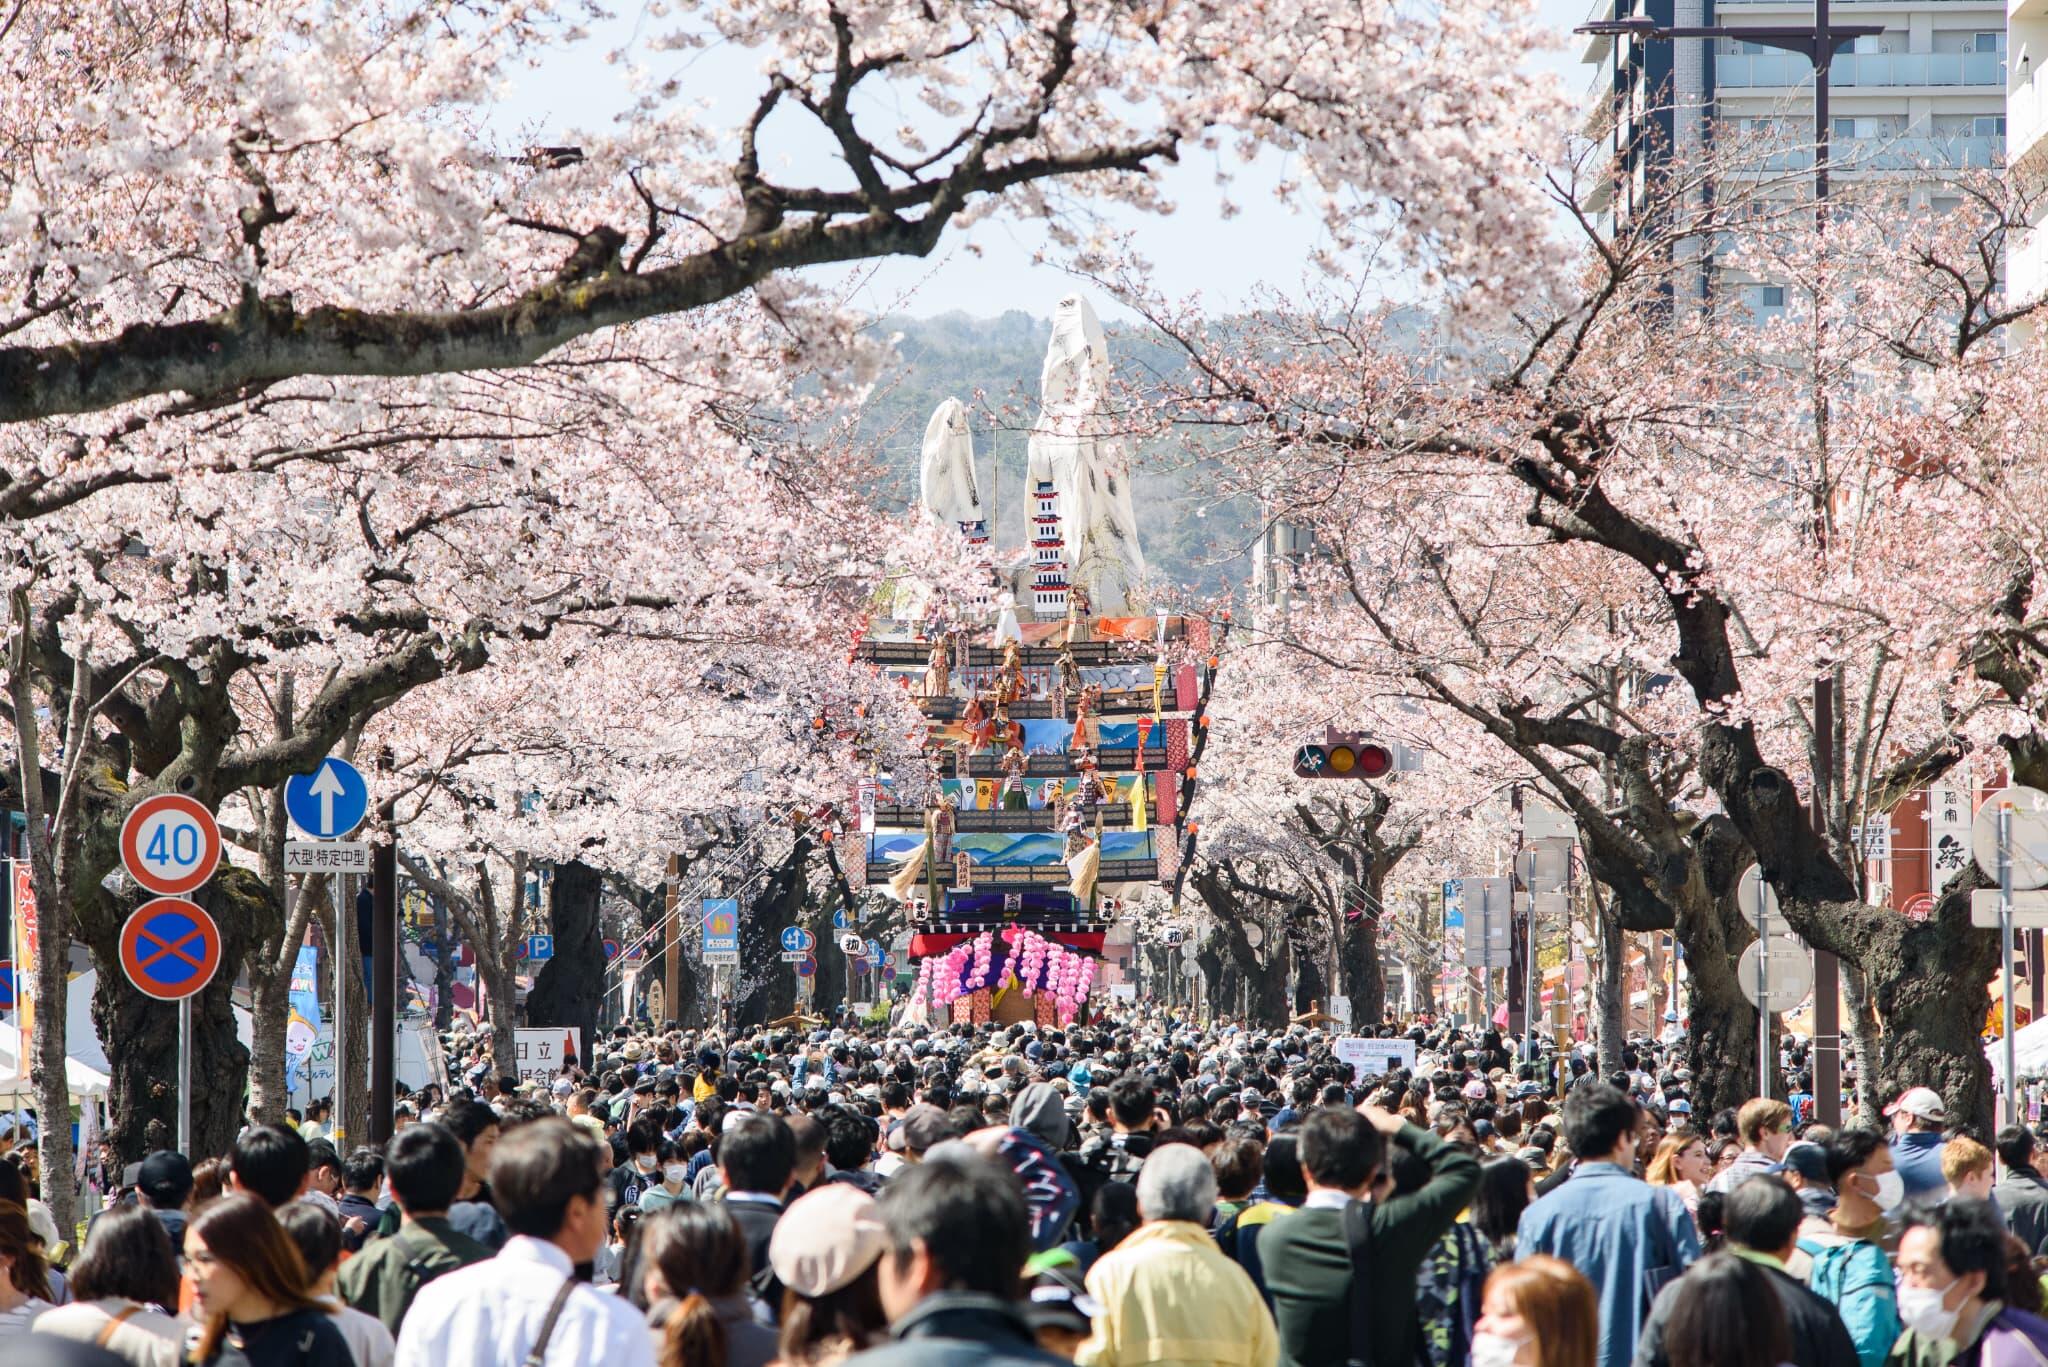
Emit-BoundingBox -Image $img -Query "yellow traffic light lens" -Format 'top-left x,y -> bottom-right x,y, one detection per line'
1329,746 -> 1356,773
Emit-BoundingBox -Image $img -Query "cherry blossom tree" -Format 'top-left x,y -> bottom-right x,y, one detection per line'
1135,137 -> 2048,1122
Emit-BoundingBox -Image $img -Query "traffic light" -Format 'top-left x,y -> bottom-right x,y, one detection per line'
1292,733 -> 1395,780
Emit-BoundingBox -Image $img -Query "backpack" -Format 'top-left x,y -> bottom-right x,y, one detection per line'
1801,1237 -> 1890,1307
387,1225 -> 470,1316
1413,1221 -> 1492,1367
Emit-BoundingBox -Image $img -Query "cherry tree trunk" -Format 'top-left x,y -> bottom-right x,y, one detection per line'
526,860 -> 604,1055
245,960 -> 290,1126
483,957 -> 519,1082
89,870 -> 259,1162
1336,886 -> 1386,1027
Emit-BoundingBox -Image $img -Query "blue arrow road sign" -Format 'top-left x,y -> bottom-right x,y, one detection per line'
832,908 -> 850,930
284,758 -> 369,840
526,935 -> 554,961
779,926 -> 816,953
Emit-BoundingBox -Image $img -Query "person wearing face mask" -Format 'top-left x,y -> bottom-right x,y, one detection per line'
1516,1082 -> 1701,1367
638,1141 -> 693,1215
1796,1129 -> 1904,1367
1470,1255 -> 1598,1367
607,1117 -> 665,1219
1888,1197 -> 2048,1366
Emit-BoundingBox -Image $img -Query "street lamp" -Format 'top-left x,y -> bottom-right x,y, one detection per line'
1577,4 -> 1870,1129
1576,4 -> 1881,211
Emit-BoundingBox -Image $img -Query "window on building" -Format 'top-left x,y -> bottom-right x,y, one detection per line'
1974,31 -> 2005,54
1975,115 -> 2007,137
1758,285 -> 1786,308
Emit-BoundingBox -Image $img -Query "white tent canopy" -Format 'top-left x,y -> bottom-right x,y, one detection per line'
0,1022 -> 111,1098
1989,1014 -> 2048,1080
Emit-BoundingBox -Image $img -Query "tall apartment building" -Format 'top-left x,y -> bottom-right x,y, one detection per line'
2011,0 -> 2048,327
1585,0 -> 2007,316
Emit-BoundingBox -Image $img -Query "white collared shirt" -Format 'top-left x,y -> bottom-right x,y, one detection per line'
1303,1189 -> 1356,1211
394,1235 -> 653,1367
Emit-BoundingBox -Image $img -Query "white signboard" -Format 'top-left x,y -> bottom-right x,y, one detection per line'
1970,889 -> 2048,929
513,1027 -> 583,1084
1462,877 -> 1513,968
1334,1037 -> 1418,1077
1109,983 -> 1137,1002
1929,781 -> 1972,891
286,841 -> 371,874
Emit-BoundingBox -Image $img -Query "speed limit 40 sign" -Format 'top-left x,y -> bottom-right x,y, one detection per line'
120,795 -> 222,897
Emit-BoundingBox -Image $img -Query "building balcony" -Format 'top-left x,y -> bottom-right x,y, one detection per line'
1735,135 -> 2002,170
1718,50 -> 2004,87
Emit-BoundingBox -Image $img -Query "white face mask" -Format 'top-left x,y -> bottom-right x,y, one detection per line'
1470,1331 -> 1527,1367
1897,1280 -> 1961,1341
1859,1170 -> 1905,1212
635,1156 -> 657,1173
664,1165 -> 687,1186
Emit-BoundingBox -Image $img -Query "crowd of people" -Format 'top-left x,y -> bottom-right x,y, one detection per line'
0,1007 -> 2041,1367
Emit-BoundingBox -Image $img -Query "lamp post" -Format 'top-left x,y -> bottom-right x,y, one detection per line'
1576,3 -> 1876,1129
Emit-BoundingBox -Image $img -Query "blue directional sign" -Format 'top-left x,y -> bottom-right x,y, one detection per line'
284,758 -> 369,840
525,934 -> 554,962
779,926 -> 815,953
831,908 -> 850,930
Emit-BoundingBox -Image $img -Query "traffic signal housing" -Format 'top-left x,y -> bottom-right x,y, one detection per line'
1293,733 -> 1395,780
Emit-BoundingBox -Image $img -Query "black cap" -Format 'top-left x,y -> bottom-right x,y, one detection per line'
137,1151 -> 193,1208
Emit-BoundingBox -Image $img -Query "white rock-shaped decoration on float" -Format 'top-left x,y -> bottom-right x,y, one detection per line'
918,397 -> 985,534
1025,295 -> 1146,614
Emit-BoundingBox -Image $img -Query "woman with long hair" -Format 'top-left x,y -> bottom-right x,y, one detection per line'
1471,1158 -> 1534,1261
183,1195 -> 351,1366
1661,1253 -> 1791,1367
1471,1254 -> 1599,1367
767,1185 -> 888,1367
28,1206 -> 182,1365
640,1203 -> 777,1367
0,1200 -> 52,1334
1645,1128 -> 1713,1217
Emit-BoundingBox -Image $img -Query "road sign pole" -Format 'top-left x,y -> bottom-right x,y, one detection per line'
177,993 -> 191,1155
333,872 -> 349,1146
1757,882 -> 1770,1099
2004,803 -> 2017,1125
370,838 -> 396,1145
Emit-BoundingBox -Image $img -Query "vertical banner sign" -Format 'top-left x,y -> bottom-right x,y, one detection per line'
857,779 -> 878,835
12,862 -> 35,1059
286,946 -> 322,1093
1929,782 -> 1972,892
701,899 -> 741,965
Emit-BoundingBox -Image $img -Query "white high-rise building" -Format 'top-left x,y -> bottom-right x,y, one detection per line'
2011,0 -> 2048,331
1586,0 -> 2006,307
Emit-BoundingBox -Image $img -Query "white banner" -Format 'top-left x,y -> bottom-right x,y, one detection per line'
1930,782 -> 1972,891
514,1027 -> 583,1084
1334,1036 -> 1418,1078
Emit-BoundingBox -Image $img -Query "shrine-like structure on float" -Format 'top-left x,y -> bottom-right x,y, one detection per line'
849,296 -> 1219,1026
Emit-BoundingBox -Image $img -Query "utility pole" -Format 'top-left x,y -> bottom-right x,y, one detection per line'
369,830 -> 397,1144
1578,0 -> 1870,1127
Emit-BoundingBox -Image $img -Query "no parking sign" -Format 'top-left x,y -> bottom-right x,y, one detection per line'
118,898 -> 223,1002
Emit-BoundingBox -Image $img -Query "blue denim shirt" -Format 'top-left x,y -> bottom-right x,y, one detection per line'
1516,1163 -> 1700,1367
1891,1130 -> 1947,1201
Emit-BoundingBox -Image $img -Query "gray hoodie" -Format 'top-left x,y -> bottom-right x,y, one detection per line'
1010,1082 -> 1071,1150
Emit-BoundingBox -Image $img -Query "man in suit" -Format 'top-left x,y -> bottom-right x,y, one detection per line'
1632,1175 -> 1858,1367
1256,1103 -> 1479,1367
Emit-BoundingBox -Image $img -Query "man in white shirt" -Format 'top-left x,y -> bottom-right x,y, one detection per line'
394,1116 -> 653,1367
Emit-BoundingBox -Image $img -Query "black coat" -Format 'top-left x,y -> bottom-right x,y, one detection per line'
1632,1255 -> 1859,1367
841,1293 -> 1070,1367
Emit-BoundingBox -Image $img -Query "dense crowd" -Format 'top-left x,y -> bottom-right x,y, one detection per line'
0,1007 -> 2039,1367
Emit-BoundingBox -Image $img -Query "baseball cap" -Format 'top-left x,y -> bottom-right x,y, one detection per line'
1775,1141 -> 1829,1183
1885,1086 -> 1946,1122
769,1185 -> 887,1297
552,1077 -> 574,1097
137,1151 -> 193,1209
1667,1098 -> 1693,1115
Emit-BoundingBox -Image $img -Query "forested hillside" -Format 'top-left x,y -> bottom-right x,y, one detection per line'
852,311 -> 1259,602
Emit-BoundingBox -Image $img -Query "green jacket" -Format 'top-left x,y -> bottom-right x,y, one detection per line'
335,1215 -> 493,1336
1256,1122 -> 1480,1367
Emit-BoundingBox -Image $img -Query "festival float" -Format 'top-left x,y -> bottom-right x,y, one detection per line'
849,296 -> 1220,1026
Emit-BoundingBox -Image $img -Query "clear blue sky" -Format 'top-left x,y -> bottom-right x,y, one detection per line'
498,0 -> 1589,321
